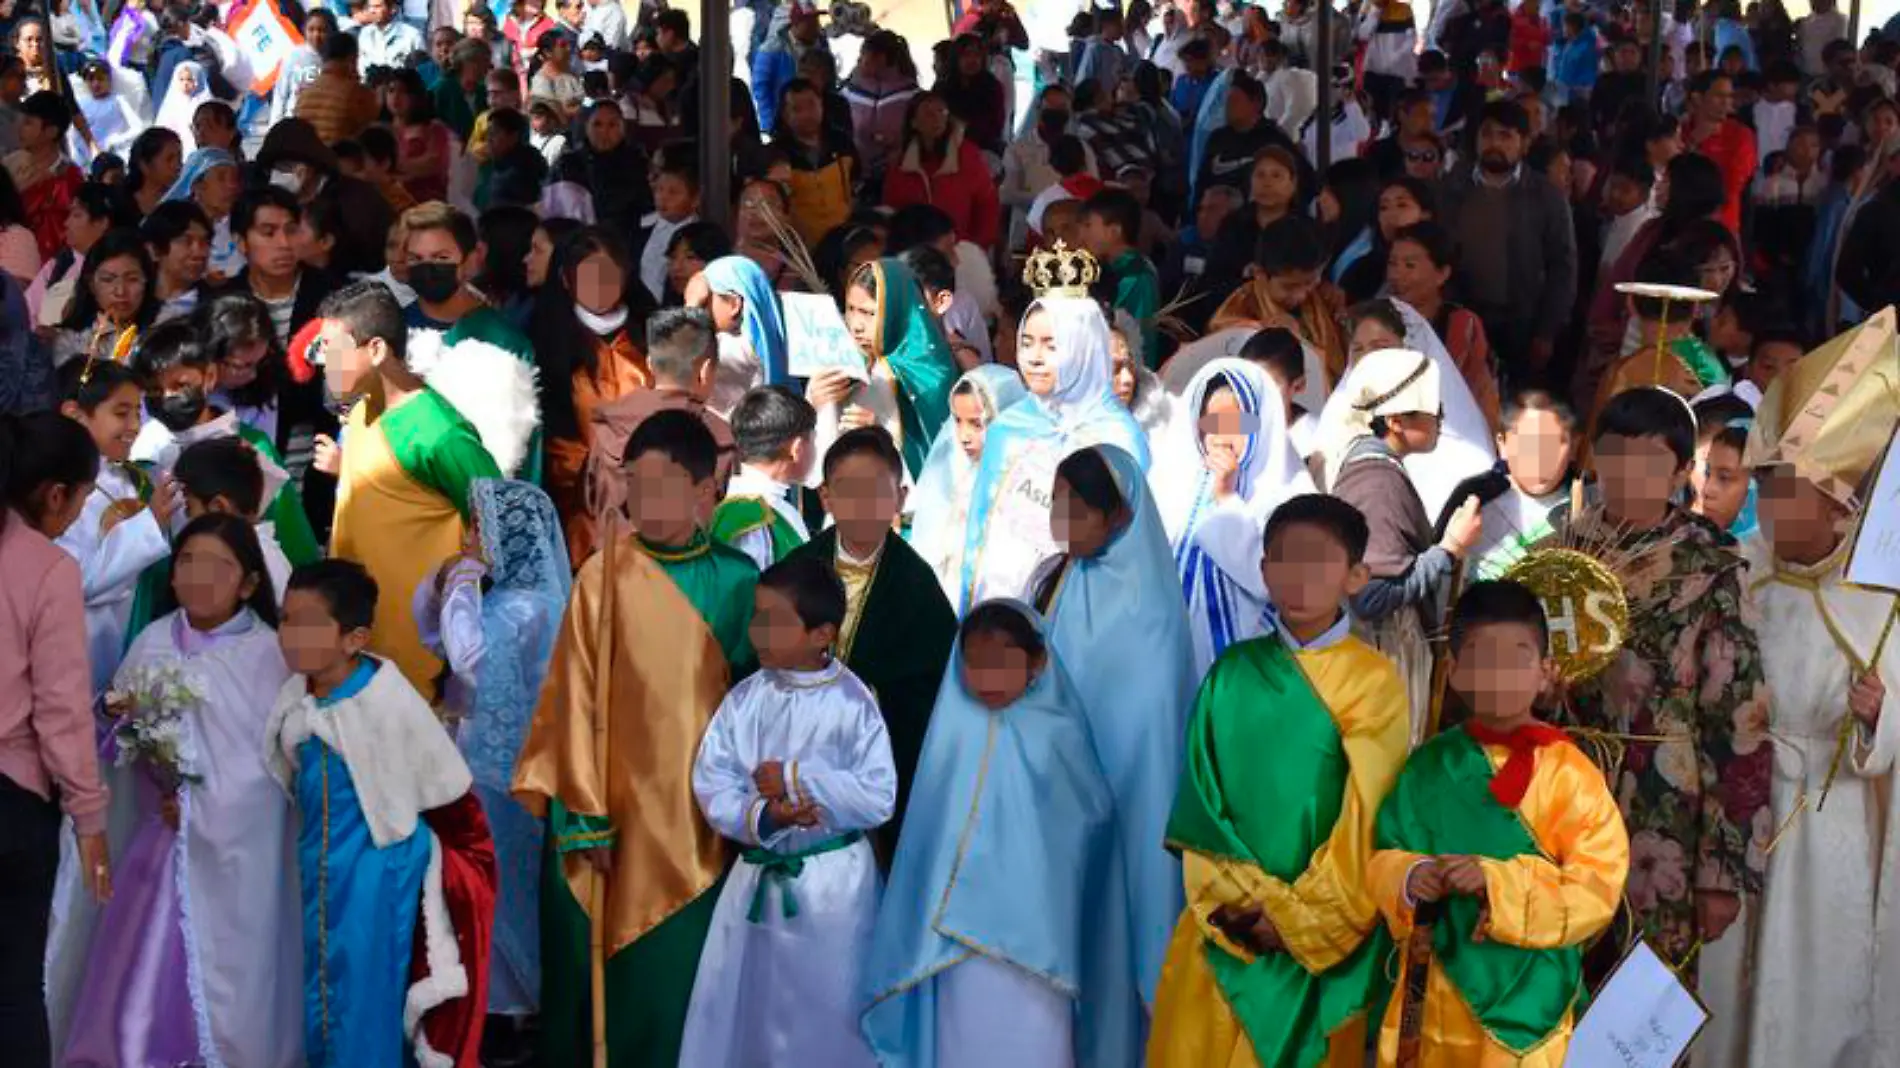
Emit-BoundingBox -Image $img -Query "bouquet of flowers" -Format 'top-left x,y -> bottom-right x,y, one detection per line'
104,662 -> 205,792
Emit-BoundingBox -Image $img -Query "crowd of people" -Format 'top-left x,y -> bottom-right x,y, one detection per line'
2,0 -> 1900,1064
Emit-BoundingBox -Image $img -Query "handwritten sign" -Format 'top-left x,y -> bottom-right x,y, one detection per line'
781,292 -> 868,381
1846,429 -> 1900,593
225,0 -> 302,95
1568,941 -> 1708,1067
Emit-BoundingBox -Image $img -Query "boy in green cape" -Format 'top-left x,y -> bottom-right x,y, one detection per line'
1150,494 -> 1409,1068
709,385 -> 815,570
1367,580 -> 1629,1066
513,409 -> 758,1068
786,427 -> 954,856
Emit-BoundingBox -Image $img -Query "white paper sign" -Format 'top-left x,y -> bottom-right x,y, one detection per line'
782,292 -> 868,381
1567,942 -> 1708,1068
1847,430 -> 1900,593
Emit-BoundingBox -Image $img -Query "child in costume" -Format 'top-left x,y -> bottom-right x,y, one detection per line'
267,559 -> 497,1068
172,436 -> 293,599
908,365 -> 1028,602
860,600 -> 1144,1068
1368,580 -> 1630,1066
679,555 -> 896,1067
1543,386 -> 1768,983
710,384 -> 817,570
788,427 -> 956,856
1148,494 -> 1410,1068
1435,389 -> 1580,581
66,515 -> 301,1068
1033,444 -> 1197,1003
127,316 -> 321,567
512,409 -> 757,1068
52,358 -> 176,692
1731,312 -> 1900,1065
413,479 -> 572,1031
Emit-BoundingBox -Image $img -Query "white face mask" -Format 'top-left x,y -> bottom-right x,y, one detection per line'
269,168 -> 302,194
575,303 -> 629,335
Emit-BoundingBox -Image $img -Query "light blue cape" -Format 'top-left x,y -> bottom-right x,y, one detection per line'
703,254 -> 789,387
907,364 -> 1029,589
1043,444 -> 1195,1004
463,478 -> 570,1013
859,599 -> 1144,1068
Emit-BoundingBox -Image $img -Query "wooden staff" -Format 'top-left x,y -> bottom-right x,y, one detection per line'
1395,900 -> 1443,1068
588,533 -> 618,1068
1426,559 -> 1467,739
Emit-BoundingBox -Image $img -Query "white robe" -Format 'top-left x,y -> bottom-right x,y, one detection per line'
118,611 -> 302,1067
679,660 -> 896,1068
1734,538 -> 1900,1067
935,954 -> 1074,1068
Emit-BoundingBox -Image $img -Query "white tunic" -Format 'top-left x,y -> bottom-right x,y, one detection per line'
54,459 -> 170,694
935,954 -> 1075,1068
722,466 -> 811,572
678,660 -> 897,1068
1737,539 -> 1900,1067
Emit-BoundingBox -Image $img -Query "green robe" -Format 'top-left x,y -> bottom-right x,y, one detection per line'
866,258 -> 956,480
1108,248 -> 1162,368
786,528 -> 955,855
539,532 -> 757,1068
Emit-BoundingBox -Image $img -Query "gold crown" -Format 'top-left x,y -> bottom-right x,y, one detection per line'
1022,240 -> 1100,298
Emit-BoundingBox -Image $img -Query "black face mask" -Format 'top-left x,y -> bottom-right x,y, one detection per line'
1040,110 -> 1070,132
408,262 -> 463,304
153,386 -> 207,432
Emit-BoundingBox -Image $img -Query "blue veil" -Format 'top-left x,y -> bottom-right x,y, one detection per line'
702,255 -> 789,386
908,364 -> 1029,599
958,295 -> 1150,611
163,147 -> 237,203
859,598 -> 1143,1068
1042,444 -> 1196,1004
463,478 -> 571,1013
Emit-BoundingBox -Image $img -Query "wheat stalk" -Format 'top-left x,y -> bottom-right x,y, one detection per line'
756,200 -> 827,295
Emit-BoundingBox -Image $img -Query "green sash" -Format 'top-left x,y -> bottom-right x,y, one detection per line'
707,497 -> 804,564
1671,337 -> 1730,393
1165,636 -> 1390,1067
1372,729 -> 1583,1055
740,831 -> 863,922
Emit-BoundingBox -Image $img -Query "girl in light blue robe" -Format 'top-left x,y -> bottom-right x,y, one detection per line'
1030,444 -> 1196,1006
415,478 -> 570,1016
860,599 -> 1143,1068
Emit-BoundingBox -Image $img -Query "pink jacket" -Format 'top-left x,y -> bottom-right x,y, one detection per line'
0,510 -> 105,833
881,126 -> 1002,250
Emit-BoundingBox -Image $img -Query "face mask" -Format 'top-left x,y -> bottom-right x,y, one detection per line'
1040,109 -> 1070,131
153,386 -> 206,432
408,262 -> 463,304
575,302 -> 629,335
269,167 -> 302,194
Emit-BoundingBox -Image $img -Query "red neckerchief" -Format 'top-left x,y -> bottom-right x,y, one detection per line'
1463,720 -> 1570,809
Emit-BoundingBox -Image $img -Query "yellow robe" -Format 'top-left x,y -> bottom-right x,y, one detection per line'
1366,739 -> 1630,1067
1148,635 -> 1411,1068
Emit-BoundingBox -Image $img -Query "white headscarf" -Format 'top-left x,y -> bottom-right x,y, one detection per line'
154,61 -> 209,154
1317,346 -> 1442,490
1025,294 -> 1117,418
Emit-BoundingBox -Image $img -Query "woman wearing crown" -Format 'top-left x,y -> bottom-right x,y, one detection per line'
958,242 -> 1150,611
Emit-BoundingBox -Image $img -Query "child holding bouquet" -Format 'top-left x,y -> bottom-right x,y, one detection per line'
65,513 -> 303,1068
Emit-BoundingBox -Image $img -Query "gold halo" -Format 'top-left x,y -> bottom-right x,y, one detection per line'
1501,548 -> 1631,684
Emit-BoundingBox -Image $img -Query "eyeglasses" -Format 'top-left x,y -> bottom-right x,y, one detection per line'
1404,149 -> 1442,163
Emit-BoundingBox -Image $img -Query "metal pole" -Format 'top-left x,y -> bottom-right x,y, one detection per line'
1645,0 -> 1665,110
1314,0 -> 1332,171
1851,0 -> 1864,51
699,0 -> 734,231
